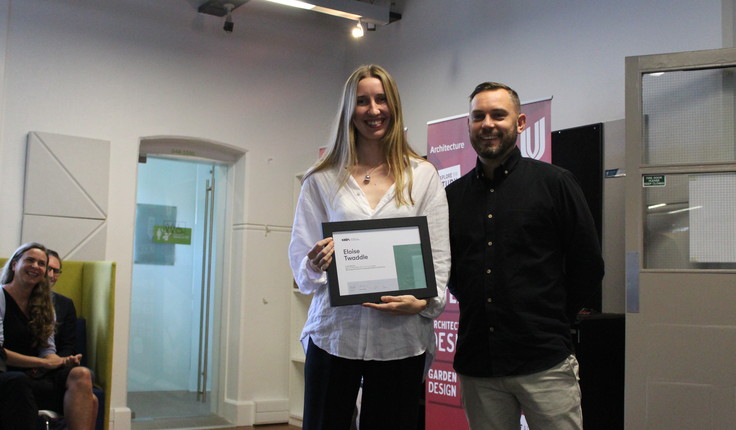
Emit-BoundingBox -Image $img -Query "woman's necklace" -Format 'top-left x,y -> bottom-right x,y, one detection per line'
363,163 -> 384,184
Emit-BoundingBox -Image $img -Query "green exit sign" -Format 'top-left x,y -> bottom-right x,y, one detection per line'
642,175 -> 666,187
153,225 -> 192,245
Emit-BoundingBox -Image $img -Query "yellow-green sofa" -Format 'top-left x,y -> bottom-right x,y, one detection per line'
0,258 -> 115,429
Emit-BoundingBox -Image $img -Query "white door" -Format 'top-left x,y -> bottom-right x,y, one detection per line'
625,48 -> 736,429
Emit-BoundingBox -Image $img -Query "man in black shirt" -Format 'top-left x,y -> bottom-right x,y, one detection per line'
446,82 -> 604,430
47,250 -> 78,358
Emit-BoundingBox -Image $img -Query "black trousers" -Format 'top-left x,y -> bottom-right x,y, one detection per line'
0,371 -> 37,430
25,366 -> 73,412
303,338 -> 425,430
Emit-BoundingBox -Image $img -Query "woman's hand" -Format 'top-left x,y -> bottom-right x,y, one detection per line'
307,237 -> 334,272
363,295 -> 428,315
63,354 -> 83,367
40,353 -> 82,369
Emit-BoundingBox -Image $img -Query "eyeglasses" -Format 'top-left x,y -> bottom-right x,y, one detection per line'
48,268 -> 62,275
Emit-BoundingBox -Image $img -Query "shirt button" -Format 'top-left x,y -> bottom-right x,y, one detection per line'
490,188 -> 495,193
487,241 -> 493,246
489,327 -> 495,333
486,269 -> 491,274
487,298 -> 492,303
504,170 -> 509,175
487,213 -> 493,219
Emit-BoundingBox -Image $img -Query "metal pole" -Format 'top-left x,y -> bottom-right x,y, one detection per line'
196,176 -> 213,402
201,169 -> 216,403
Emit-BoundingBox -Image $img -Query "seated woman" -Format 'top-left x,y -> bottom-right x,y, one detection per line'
0,242 -> 98,430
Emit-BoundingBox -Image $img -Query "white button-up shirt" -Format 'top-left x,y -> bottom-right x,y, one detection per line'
289,158 -> 450,361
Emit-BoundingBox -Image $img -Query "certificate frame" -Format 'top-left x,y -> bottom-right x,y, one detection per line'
322,216 -> 437,307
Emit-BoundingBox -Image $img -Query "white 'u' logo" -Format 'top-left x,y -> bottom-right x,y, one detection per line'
519,117 -> 546,160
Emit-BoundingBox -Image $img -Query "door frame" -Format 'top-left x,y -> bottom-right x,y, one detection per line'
625,48 -> 736,429
135,135 -> 248,423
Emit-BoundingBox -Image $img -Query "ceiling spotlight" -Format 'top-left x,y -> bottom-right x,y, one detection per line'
198,1 -> 249,32
223,3 -> 234,32
351,20 -> 364,38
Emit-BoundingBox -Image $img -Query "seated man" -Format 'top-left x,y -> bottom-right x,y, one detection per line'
48,249 -> 105,430
47,250 -> 77,357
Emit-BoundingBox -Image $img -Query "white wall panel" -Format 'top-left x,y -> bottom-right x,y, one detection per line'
22,131 -> 110,259
21,214 -> 106,260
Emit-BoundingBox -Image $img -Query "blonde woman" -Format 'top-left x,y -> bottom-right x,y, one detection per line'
289,65 -> 450,429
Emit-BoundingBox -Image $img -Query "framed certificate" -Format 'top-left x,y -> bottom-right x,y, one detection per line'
322,216 -> 437,307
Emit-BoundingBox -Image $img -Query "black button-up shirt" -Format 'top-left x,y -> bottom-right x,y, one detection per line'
446,147 -> 604,377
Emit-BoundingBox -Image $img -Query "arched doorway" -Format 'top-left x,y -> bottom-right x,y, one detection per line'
128,136 -> 244,428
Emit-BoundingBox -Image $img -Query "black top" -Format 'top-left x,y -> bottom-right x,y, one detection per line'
2,289 -> 36,371
446,147 -> 604,377
0,344 -> 5,372
52,292 -> 77,357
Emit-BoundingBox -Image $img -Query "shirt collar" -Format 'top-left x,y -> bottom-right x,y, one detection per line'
473,146 -> 522,180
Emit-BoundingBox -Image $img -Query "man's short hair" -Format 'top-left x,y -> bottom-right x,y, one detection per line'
47,249 -> 62,269
469,82 -> 521,113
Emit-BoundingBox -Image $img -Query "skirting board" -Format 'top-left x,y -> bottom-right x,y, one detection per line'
109,407 -> 133,430
289,416 -> 304,427
256,398 -> 290,424
223,398 -> 290,425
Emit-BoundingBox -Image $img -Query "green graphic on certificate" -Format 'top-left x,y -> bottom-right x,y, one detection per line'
393,244 -> 427,290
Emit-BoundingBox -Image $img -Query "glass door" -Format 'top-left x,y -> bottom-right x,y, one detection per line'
128,156 -> 228,428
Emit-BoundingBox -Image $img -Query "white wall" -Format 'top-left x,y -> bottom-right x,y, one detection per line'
346,0 -> 723,149
0,0 -> 728,428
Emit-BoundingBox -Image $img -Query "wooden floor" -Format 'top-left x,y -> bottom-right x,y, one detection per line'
131,418 -> 299,430
232,425 -> 299,430
133,423 -> 298,430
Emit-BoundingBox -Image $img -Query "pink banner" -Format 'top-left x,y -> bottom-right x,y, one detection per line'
425,98 -> 551,430
425,292 -> 464,425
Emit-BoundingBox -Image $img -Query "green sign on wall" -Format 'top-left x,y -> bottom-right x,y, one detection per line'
153,225 -> 192,245
642,174 -> 666,187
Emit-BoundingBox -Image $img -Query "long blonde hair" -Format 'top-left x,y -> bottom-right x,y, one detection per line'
0,242 -> 55,348
305,64 -> 421,206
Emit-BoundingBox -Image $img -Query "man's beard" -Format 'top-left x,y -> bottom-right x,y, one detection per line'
471,129 -> 518,161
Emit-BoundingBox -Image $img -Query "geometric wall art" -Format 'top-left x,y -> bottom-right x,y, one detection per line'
22,131 -> 110,260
